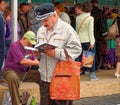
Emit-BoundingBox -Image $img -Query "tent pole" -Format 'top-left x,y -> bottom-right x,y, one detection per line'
12,0 -> 18,42
28,0 -> 32,3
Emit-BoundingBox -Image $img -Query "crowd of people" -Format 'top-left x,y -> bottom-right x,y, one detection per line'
0,0 -> 120,105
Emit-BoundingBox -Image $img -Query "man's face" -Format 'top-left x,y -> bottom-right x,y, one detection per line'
21,5 -> 30,13
25,38 -> 33,47
0,1 -> 7,12
41,13 -> 57,30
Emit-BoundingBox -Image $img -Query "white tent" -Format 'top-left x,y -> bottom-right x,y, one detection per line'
12,0 -> 18,41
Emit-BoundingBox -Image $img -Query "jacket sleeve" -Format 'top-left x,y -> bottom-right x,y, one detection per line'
55,26 -> 82,61
88,17 -> 95,45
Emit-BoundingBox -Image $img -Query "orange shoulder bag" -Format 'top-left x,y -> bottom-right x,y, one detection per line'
50,50 -> 81,100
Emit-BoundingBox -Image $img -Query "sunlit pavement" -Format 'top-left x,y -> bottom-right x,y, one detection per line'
73,69 -> 120,105
73,94 -> 120,105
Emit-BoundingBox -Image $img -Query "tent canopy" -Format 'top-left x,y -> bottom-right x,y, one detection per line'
6,0 -> 120,6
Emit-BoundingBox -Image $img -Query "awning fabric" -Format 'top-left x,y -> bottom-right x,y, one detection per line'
6,0 -> 120,6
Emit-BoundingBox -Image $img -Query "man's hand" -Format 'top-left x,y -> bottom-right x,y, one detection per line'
32,51 -> 40,57
20,91 -> 31,105
90,44 -> 94,49
43,49 -> 55,57
20,59 -> 40,66
33,59 -> 40,66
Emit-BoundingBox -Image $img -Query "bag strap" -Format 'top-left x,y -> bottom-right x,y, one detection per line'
84,47 -> 91,55
77,16 -> 89,34
87,47 -> 91,51
64,49 -> 69,61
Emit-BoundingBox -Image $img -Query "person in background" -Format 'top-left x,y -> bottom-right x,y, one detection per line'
2,31 -> 40,105
111,9 -> 118,20
4,5 -> 21,58
75,3 -> 83,16
104,12 -> 115,69
0,0 -> 7,79
114,16 -> 120,79
74,3 -> 83,65
54,2 -> 71,24
4,5 -> 11,58
18,2 -> 31,38
19,2 -> 42,35
28,5 -> 42,34
69,7 -> 76,29
76,1 -> 98,80
91,0 -> 105,70
35,3 -> 82,105
74,3 -> 83,30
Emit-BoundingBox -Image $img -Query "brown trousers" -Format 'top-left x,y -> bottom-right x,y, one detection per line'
3,69 -> 40,105
40,80 -> 73,105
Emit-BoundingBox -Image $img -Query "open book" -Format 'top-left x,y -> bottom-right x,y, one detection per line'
35,43 -> 57,51
24,46 -> 38,51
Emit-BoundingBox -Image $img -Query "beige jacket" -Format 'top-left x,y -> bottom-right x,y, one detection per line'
37,18 -> 82,82
76,12 -> 95,45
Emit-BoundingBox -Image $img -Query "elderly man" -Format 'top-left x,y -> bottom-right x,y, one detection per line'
18,2 -> 42,36
35,3 -> 82,105
3,31 -> 40,105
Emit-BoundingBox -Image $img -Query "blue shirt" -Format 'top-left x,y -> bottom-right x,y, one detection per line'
0,12 -> 6,71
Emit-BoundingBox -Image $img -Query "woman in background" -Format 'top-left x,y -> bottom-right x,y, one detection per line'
104,12 -> 115,69
76,1 -> 98,80
54,2 -> 71,24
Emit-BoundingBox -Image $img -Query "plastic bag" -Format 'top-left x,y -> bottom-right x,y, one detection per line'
82,50 -> 95,68
2,90 -> 12,105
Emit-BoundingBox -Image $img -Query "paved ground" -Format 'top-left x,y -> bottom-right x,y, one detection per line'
36,70 -> 120,105
73,94 -> 120,105
73,69 -> 120,105
36,94 -> 120,105
2,69 -> 119,105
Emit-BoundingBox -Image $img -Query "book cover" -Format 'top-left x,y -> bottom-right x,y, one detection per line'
34,43 -> 57,51
24,46 -> 38,51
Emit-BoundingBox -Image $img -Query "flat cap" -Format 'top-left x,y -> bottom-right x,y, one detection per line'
35,3 -> 55,20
